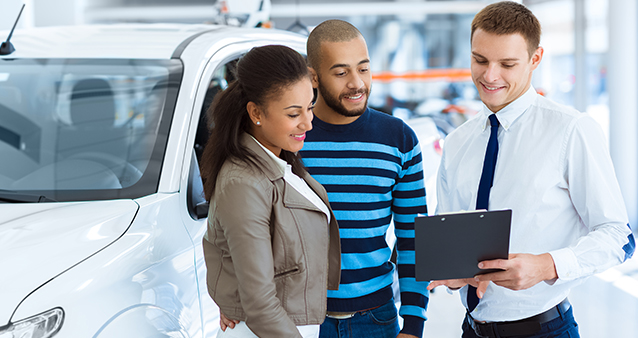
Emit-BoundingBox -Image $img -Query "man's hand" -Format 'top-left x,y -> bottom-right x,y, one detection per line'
426,278 -> 490,298
474,253 -> 558,290
219,312 -> 240,332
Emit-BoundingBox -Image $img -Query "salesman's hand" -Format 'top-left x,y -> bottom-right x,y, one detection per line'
219,312 -> 240,331
426,278 -> 490,298
474,253 -> 558,290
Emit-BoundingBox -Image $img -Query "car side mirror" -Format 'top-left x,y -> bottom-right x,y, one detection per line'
188,150 -> 209,220
195,201 -> 209,219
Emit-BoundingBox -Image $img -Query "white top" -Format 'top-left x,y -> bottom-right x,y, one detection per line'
436,86 -> 633,322
250,136 -> 331,223
216,321 -> 319,338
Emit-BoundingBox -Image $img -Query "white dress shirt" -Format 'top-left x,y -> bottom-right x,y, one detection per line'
436,86 -> 632,322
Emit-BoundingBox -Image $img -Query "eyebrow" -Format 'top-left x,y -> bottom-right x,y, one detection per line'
284,105 -> 303,110
472,52 -> 519,62
329,59 -> 371,70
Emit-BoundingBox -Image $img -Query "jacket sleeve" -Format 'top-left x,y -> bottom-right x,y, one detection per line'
215,176 -> 302,338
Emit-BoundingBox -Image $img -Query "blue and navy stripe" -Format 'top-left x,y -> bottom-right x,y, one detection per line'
623,224 -> 635,261
300,108 -> 429,337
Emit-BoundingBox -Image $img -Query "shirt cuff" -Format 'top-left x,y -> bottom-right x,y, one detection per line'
400,315 -> 424,338
549,247 -> 580,283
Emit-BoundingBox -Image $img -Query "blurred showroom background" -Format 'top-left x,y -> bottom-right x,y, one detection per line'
1,0 -> 637,336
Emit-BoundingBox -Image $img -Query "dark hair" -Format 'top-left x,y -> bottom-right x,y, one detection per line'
471,1 -> 541,59
200,45 -> 310,201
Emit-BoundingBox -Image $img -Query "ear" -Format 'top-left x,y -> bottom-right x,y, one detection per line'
246,101 -> 262,125
308,67 -> 319,89
530,46 -> 544,71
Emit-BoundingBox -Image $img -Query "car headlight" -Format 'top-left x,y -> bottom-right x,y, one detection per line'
0,308 -> 64,338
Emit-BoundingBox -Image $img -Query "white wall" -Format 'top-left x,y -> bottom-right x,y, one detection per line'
608,0 -> 638,230
0,0 -> 82,33
0,0 -> 30,31
32,0 -> 83,26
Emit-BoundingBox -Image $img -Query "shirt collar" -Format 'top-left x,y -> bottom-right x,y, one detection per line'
480,85 -> 538,131
248,134 -> 287,174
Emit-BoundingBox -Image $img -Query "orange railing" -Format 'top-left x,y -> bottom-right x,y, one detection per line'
372,68 -> 471,83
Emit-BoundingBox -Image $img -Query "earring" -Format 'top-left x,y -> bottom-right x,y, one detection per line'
256,121 -> 261,125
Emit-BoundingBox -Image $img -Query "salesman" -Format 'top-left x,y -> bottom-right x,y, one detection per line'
427,2 -> 635,338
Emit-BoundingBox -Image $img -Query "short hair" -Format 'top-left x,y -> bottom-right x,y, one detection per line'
471,1 -> 541,58
307,19 -> 362,70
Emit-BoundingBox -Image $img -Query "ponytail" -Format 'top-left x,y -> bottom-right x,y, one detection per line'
199,45 -> 310,201
200,81 -> 262,201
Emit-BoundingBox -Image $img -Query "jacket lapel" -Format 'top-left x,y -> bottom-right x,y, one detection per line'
282,181 -> 324,212
301,171 -> 332,209
241,133 -> 328,213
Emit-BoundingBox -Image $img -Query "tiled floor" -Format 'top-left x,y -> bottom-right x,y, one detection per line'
419,257 -> 638,338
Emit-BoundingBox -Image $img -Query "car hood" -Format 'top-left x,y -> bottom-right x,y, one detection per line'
0,200 -> 138,324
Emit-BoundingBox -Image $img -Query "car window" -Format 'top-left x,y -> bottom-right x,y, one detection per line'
189,58 -> 238,219
194,59 -> 237,162
0,58 -> 182,202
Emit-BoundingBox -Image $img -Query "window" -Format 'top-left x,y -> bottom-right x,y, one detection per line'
0,58 -> 182,201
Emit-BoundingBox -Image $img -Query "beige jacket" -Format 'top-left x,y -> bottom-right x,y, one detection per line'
203,133 -> 341,338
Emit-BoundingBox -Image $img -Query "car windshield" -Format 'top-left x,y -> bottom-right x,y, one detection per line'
0,58 -> 182,202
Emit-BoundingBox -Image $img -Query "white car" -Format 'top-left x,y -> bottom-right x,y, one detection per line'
0,23 -> 305,338
405,116 -> 443,213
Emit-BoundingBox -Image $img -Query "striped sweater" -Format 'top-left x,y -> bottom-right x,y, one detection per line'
300,108 -> 430,337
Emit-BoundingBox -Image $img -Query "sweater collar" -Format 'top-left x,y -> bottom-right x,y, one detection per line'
311,107 -> 371,133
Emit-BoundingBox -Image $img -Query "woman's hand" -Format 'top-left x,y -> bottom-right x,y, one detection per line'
426,278 -> 490,298
219,312 -> 240,331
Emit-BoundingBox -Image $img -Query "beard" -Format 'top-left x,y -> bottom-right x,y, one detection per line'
317,80 -> 369,118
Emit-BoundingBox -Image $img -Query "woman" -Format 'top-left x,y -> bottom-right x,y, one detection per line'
200,45 -> 341,338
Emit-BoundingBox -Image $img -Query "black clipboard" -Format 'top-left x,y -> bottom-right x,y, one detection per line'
414,209 -> 512,281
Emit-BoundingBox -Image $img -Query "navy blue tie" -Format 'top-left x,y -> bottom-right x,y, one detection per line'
467,113 -> 500,312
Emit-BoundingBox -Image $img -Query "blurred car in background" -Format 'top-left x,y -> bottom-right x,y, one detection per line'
0,23 -> 305,338
371,71 -> 481,213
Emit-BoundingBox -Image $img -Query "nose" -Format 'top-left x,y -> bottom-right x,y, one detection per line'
484,63 -> 500,83
347,72 -> 364,90
300,109 -> 313,131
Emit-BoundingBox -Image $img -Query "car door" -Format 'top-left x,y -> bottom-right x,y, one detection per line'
178,37 -> 306,337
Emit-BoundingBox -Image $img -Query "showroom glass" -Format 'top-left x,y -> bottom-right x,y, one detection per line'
0,58 -> 182,202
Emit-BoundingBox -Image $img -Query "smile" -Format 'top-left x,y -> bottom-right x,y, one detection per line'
343,92 -> 365,102
482,83 -> 504,91
292,133 -> 306,141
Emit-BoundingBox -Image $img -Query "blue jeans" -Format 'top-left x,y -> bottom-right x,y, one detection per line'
462,306 -> 580,338
319,299 -> 400,338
